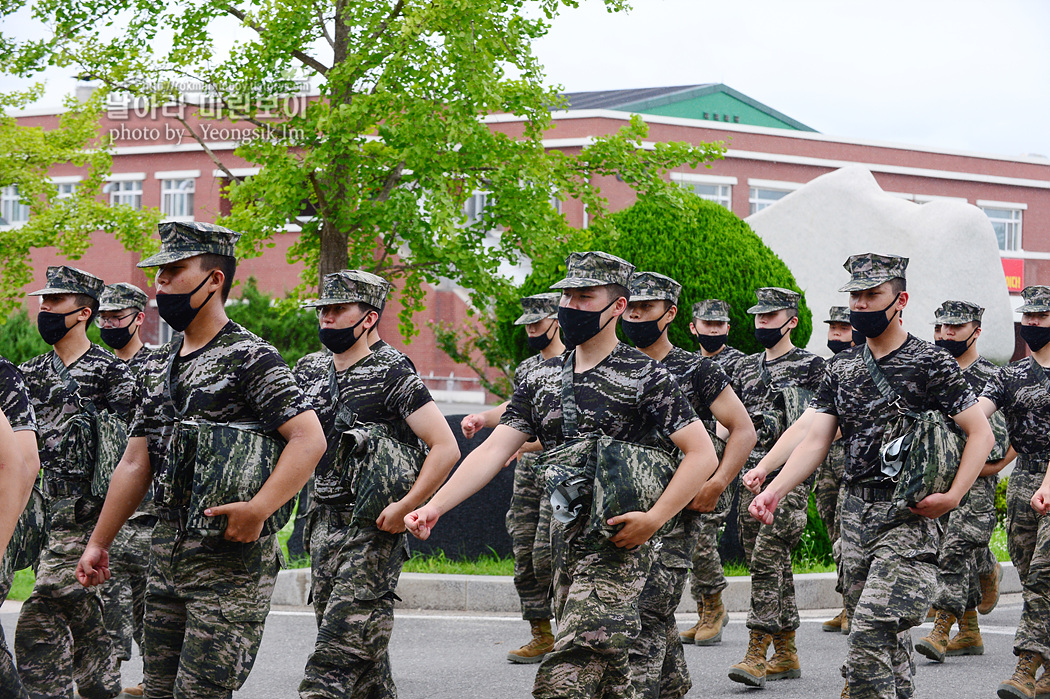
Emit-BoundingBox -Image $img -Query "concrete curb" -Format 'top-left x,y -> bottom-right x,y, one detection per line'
271,562 -> 1022,612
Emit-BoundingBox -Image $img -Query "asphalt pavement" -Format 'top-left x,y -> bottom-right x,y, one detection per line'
0,594 -> 1026,697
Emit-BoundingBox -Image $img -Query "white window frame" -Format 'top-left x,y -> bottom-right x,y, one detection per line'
747,180 -> 802,215
978,201 -> 1026,252
160,178 -> 196,220
464,191 -> 490,227
671,173 -> 736,210
106,179 -> 143,209
1,185 -> 30,226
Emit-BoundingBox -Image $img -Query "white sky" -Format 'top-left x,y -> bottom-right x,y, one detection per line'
7,0 -> 1050,158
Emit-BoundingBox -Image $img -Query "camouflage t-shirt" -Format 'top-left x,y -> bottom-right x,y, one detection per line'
812,335 -> 977,486
294,348 -> 433,502
500,342 -> 698,448
513,352 -> 547,389
20,345 -> 134,476
982,357 -> 1050,456
0,357 -> 36,433
661,347 -> 731,422
962,356 -> 1000,395
707,345 -> 746,378
126,344 -> 163,376
130,321 -> 309,475
371,339 -> 418,374
733,346 -> 825,449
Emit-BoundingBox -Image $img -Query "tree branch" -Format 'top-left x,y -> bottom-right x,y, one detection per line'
222,4 -> 331,77
312,0 -> 335,49
174,113 -> 242,183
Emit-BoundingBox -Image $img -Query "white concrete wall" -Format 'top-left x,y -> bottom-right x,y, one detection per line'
745,165 -> 1014,364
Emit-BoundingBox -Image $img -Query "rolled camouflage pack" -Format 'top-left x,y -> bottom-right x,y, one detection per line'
751,387 -> 813,450
160,420 -> 293,538
706,430 -> 737,516
881,408 -> 964,508
987,410 -> 1010,463
539,438 -> 597,524
2,487 -> 49,572
337,422 -> 427,524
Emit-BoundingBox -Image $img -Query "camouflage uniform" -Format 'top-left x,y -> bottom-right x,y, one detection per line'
501,251 -> 699,699
814,253 -> 977,699
814,306 -> 852,568
15,267 -> 133,699
691,299 -> 746,378
733,288 -> 824,636
131,222 -> 310,698
982,286 -> 1050,667
0,357 -> 37,699
294,270 -> 433,698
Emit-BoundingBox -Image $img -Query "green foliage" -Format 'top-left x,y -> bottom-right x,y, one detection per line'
403,549 -> 514,576
1,0 -> 722,341
792,493 -> 833,568
7,568 -> 35,601
224,277 -> 321,368
996,475 -> 1008,528
0,310 -> 49,365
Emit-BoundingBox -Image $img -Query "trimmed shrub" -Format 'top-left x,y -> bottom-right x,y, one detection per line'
0,310 -> 50,366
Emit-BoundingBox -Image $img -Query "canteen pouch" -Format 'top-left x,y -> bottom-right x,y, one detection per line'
590,436 -> 677,540
90,410 -> 129,498
339,422 -> 427,524
179,420 -> 292,537
2,486 -> 49,572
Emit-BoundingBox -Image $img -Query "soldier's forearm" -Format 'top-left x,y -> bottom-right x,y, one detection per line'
90,458 -> 152,549
769,435 -> 830,500
0,430 -> 35,558
399,440 -> 460,511
713,426 -> 756,489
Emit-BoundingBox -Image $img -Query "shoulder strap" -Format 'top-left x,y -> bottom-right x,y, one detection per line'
51,352 -> 96,415
1032,358 -> 1050,391
328,355 -> 357,431
862,344 -> 914,417
560,351 -> 578,438
162,335 -> 186,419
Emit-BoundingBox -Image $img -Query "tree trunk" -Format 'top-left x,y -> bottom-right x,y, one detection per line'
318,221 -> 349,285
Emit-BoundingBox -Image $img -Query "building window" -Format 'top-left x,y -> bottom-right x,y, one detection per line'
678,182 -> 732,209
107,180 -> 143,209
161,178 -> 196,219
464,191 -> 489,227
982,206 -> 1023,251
749,187 -> 792,215
0,186 -> 30,226
55,182 -> 77,200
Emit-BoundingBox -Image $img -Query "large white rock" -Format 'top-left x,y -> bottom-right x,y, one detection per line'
745,165 -> 1014,364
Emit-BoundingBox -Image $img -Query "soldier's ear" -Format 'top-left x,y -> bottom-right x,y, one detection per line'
897,291 -> 909,310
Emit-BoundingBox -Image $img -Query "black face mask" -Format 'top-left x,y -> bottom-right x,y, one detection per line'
696,333 -> 728,353
156,274 -> 215,333
526,321 -> 556,352
935,327 -> 978,358
101,323 -> 138,350
37,308 -> 85,346
1020,324 -> 1050,352
827,339 -> 853,354
754,317 -> 793,349
621,308 -> 671,349
558,299 -> 616,350
852,329 -> 866,347
319,314 -> 369,354
850,293 -> 901,339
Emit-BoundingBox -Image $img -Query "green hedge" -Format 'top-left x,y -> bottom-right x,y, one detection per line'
499,192 -> 812,364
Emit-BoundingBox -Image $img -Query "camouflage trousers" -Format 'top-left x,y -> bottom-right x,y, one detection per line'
738,466 -> 809,633
840,491 -> 938,699
507,452 -> 554,621
100,517 -> 153,662
688,508 -> 729,601
14,496 -> 122,699
299,508 -> 406,699
1007,462 -> 1046,584
629,512 -> 701,699
1009,457 -> 1050,663
813,442 -> 846,594
0,558 -> 28,699
932,475 -> 998,618
144,520 -> 279,699
534,517 -> 655,699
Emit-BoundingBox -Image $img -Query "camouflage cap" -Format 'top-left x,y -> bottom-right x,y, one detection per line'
933,300 -> 984,325
824,306 -> 851,324
746,287 -> 800,314
629,271 -> 681,305
549,251 -> 634,290
1017,285 -> 1050,314
514,292 -> 560,326
137,221 -> 241,268
838,253 -> 909,292
692,299 -> 731,322
28,266 -> 104,300
99,283 -> 148,312
302,269 -> 388,310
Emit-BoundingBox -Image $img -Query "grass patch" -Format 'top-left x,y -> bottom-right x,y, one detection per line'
403,549 -> 514,576
990,525 -> 1009,562
7,569 -> 34,602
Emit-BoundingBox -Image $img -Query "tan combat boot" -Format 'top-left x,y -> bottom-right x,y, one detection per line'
841,680 -> 850,698
728,630 -> 771,687
822,608 -> 847,632
679,596 -> 705,644
841,607 -> 850,635
998,651 -> 1042,699
766,629 -> 802,681
915,609 -> 956,663
694,593 -> 729,646
123,685 -> 145,697
1034,669 -> 1050,699
507,619 -> 554,664
979,561 -> 1004,615
946,608 -> 984,657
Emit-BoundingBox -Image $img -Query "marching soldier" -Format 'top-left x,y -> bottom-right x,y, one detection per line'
0,357 -> 40,699
980,285 -> 1050,699
689,298 -> 746,376
16,266 -> 134,699
461,292 -> 566,664
292,270 -> 459,697
620,271 -> 756,697
406,251 -> 718,699
75,221 -> 326,698
749,253 -> 993,699
917,300 -> 1013,664
96,282 -> 160,696
728,287 -> 824,688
